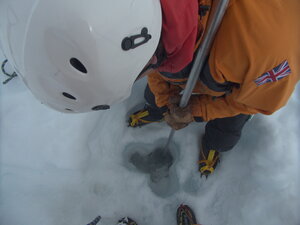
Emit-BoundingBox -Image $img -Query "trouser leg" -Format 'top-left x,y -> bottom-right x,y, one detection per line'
203,114 -> 251,152
144,85 -> 159,109
143,84 -> 167,119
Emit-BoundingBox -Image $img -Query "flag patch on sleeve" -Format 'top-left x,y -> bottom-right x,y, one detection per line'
254,60 -> 291,86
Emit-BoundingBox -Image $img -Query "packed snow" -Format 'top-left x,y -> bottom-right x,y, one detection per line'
0,51 -> 299,225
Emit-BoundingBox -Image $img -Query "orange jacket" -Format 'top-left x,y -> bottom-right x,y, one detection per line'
148,0 -> 300,121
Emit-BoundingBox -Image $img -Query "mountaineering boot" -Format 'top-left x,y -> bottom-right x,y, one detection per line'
128,103 -> 164,127
198,137 -> 220,178
117,217 -> 138,225
177,204 -> 201,225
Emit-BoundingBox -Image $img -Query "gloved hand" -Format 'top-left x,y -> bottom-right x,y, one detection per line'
164,96 -> 194,130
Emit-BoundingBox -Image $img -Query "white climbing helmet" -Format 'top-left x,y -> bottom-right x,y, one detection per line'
0,0 -> 162,113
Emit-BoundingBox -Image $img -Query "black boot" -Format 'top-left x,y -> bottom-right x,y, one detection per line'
128,104 -> 164,127
117,217 -> 138,225
177,204 -> 198,225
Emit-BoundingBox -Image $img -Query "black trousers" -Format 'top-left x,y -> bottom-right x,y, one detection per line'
144,85 -> 250,152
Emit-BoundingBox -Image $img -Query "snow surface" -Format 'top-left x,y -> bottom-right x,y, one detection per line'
0,51 -> 299,225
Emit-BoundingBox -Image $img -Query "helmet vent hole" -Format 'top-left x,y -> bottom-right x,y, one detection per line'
65,108 -> 73,111
70,58 -> 87,74
92,105 -> 110,111
63,92 -> 76,100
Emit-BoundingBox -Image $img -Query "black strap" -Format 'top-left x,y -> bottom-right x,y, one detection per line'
199,58 -> 238,93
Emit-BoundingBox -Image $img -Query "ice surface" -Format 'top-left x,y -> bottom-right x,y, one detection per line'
124,139 -> 180,197
0,51 -> 299,225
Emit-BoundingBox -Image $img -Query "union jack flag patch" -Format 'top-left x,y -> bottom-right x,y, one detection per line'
254,60 -> 291,86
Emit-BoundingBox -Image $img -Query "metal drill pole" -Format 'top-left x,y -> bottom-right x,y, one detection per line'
163,0 -> 229,153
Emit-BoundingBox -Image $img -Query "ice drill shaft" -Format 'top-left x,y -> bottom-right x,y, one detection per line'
163,0 -> 230,153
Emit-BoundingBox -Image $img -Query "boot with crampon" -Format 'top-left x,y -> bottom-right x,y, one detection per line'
198,137 -> 220,178
128,104 -> 164,127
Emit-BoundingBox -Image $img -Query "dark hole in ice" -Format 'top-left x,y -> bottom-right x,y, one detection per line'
123,139 -> 180,197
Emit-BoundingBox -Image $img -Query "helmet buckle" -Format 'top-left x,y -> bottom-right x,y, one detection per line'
122,27 -> 152,51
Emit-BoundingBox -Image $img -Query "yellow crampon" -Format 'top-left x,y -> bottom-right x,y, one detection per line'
199,149 -> 219,175
129,110 -> 151,127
